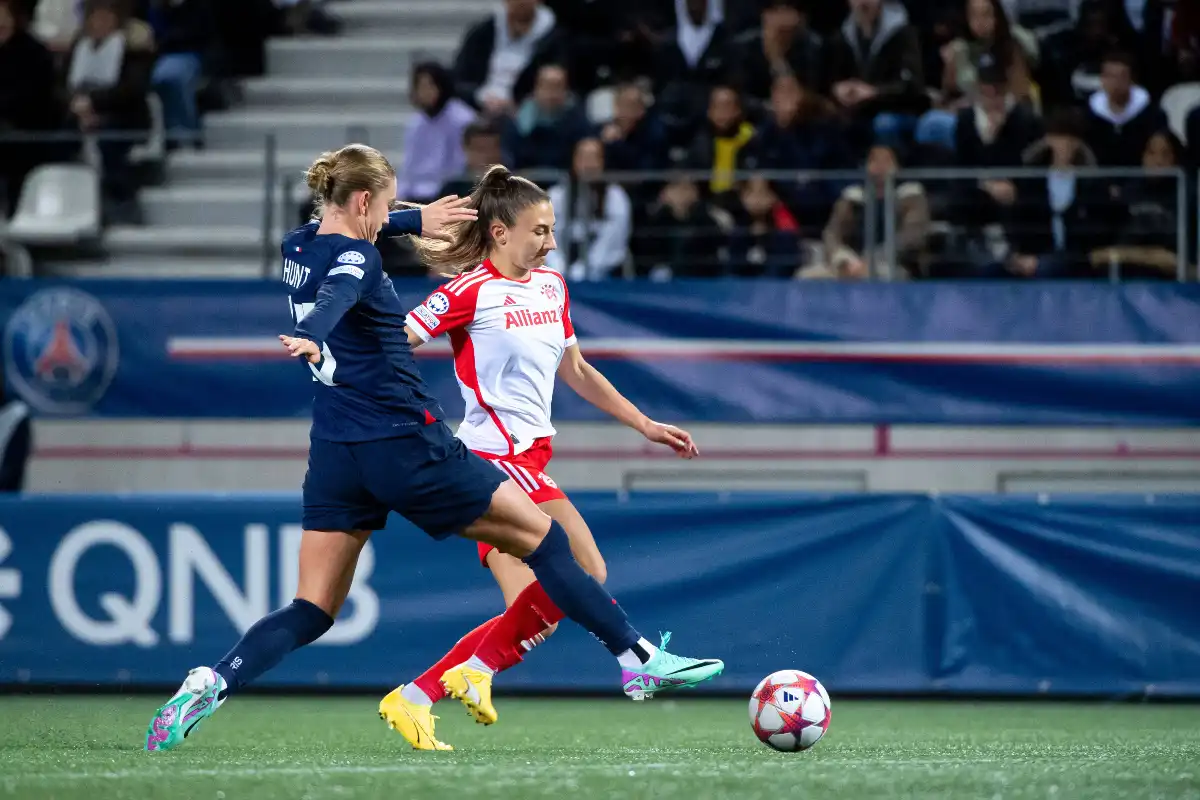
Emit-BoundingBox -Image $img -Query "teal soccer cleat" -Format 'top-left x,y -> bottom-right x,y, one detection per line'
621,632 -> 724,701
145,667 -> 224,751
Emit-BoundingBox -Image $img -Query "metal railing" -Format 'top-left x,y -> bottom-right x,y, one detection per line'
1,129 -> 1194,282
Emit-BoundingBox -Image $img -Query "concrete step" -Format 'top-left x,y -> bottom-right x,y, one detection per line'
167,148 -> 405,183
45,255 -> 265,278
139,184 -> 280,228
334,0 -> 488,34
266,36 -> 459,77
104,225 -> 264,257
240,77 -> 410,109
204,109 -> 411,152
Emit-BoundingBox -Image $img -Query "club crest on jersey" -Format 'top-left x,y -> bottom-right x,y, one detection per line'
426,292 -> 451,316
3,287 -> 119,414
540,282 -> 559,301
336,250 -> 366,266
504,308 -> 561,330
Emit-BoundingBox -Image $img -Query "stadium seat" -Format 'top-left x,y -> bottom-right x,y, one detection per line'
1160,82 -> 1200,145
130,93 -> 167,166
0,218 -> 34,277
6,164 -> 102,246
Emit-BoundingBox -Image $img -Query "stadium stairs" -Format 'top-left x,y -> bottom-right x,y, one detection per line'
48,0 -> 492,279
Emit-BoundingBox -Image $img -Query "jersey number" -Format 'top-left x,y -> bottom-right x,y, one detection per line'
289,301 -> 338,386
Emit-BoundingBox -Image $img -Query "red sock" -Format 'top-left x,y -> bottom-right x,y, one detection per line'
472,581 -> 566,672
413,616 -> 501,702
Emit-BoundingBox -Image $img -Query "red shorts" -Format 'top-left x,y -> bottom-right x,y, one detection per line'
474,436 -> 565,567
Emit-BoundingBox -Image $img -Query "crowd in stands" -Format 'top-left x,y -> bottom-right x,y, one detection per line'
0,0 -> 338,223
386,0 -> 1200,280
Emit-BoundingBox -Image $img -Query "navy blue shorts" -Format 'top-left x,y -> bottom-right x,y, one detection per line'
301,421 -> 505,539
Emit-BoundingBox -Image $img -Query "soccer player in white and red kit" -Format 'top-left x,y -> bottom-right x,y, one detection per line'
377,166 -> 722,750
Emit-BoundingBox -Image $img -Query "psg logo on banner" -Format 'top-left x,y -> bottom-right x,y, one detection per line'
3,288 -> 119,414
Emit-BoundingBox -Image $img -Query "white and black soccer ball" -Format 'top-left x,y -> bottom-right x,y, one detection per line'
749,670 -> 831,752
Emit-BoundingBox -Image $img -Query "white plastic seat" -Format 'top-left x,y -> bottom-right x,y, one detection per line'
6,164 -> 101,245
1160,82 -> 1200,145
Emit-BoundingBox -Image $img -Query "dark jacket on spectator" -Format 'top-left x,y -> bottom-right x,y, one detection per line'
738,112 -> 851,217
63,24 -> 155,131
1100,175 -> 1184,278
1008,138 -> 1114,274
652,22 -> 736,144
954,99 -> 1044,167
604,114 -> 669,172
732,26 -> 824,102
827,2 -> 926,115
1084,85 -> 1167,166
146,0 -> 215,55
453,6 -> 565,108
502,100 -> 592,171
638,199 -> 732,278
0,29 -> 60,132
727,225 -> 803,277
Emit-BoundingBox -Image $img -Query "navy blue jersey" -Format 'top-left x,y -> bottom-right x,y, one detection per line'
281,209 -> 445,442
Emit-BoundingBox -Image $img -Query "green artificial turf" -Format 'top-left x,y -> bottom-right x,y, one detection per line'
1,696 -> 1198,799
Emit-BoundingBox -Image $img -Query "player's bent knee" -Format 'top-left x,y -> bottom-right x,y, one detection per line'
468,480 -> 552,558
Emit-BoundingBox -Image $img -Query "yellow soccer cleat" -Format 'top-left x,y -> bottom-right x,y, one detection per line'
378,686 -> 453,751
440,665 -> 497,725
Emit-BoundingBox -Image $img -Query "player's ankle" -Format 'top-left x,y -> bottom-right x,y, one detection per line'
616,638 -> 657,669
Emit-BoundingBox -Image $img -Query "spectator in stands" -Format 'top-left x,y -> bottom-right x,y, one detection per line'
1083,50 -> 1165,166
501,62 -> 591,171
600,82 -> 669,173
453,0 -> 564,117
726,175 -> 803,277
816,143 -> 929,279
546,137 -> 633,280
542,0 -> 667,92
64,0 -> 154,223
637,174 -> 733,278
918,0 -> 1039,152
953,51 -> 1043,167
0,369 -> 30,493
1005,109 -> 1110,278
739,72 -> 849,219
397,62 -> 476,204
438,119 -> 504,198
1053,0 -> 1130,105
732,0 -> 823,109
686,84 -> 755,197
652,0 -> 736,147
1091,129 -> 1185,279
1170,0 -> 1200,82
146,0 -> 214,147
0,0 -> 61,215
827,0 -> 927,149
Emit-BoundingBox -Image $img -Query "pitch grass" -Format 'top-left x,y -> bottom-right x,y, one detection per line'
1,697 -> 1198,800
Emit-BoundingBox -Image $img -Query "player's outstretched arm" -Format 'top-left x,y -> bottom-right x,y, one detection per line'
383,195 -> 478,240
557,344 -> 698,459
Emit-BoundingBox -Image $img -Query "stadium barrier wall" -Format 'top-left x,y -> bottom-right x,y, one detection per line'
4,280 -> 1200,425
1,493 -> 1197,697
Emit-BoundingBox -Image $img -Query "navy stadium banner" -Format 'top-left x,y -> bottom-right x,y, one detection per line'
3,279 -> 1200,424
1,493 -> 1198,696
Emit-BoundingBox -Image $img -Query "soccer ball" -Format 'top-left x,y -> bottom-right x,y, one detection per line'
749,670 -> 831,752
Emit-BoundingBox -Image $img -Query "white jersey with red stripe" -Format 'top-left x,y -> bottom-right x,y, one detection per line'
405,259 -> 575,457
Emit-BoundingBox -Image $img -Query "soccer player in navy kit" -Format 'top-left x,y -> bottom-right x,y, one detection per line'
144,145 -> 722,752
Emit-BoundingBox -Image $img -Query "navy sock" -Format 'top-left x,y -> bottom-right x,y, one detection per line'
213,599 -> 333,699
522,521 -> 640,656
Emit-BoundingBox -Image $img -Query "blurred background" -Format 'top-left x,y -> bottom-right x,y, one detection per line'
0,0 -> 1198,698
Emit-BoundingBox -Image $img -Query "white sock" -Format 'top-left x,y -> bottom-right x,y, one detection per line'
400,682 -> 436,706
616,638 -> 657,669
466,655 -> 496,676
